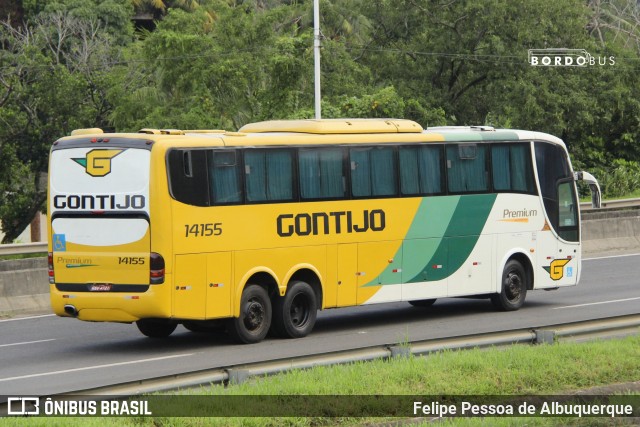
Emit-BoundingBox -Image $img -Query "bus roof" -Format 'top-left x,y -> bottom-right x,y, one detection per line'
238,119 -> 423,134
60,119 -> 565,149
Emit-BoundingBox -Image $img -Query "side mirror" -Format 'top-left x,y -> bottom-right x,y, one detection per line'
574,171 -> 601,209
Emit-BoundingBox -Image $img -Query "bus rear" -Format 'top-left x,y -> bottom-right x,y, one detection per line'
48,132 -> 165,322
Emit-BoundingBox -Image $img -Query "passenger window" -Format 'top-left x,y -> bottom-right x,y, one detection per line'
399,145 -> 443,195
446,144 -> 488,193
245,149 -> 293,202
350,147 -> 397,197
209,151 -> 242,204
491,144 -> 535,193
299,148 -> 345,199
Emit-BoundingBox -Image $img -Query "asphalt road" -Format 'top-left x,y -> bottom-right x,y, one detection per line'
1,253 -> 638,396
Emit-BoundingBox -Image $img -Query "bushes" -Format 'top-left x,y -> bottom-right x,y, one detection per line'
591,160 -> 640,199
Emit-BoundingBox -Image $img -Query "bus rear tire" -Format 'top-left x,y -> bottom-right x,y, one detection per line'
491,259 -> 527,311
271,281 -> 317,339
136,319 -> 177,338
227,284 -> 272,344
408,299 -> 437,308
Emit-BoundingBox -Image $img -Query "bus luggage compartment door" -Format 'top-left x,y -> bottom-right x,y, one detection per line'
173,253 -> 233,319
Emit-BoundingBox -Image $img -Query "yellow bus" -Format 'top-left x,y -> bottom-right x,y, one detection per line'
47,119 -> 600,343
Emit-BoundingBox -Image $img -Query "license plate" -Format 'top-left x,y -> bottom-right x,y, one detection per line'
89,284 -> 112,292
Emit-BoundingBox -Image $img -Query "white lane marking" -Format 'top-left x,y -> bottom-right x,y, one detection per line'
0,314 -> 56,323
0,339 -> 55,348
0,353 -> 194,383
584,253 -> 640,261
552,297 -> 640,310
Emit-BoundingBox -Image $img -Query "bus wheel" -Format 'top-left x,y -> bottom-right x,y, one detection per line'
272,281 -> 318,339
136,319 -> 177,338
408,299 -> 437,308
491,259 -> 527,311
227,284 -> 272,344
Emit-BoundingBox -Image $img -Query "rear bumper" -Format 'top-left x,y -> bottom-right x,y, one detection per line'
49,282 -> 171,323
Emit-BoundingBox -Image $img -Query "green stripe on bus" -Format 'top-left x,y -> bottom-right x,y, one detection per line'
361,194 -> 497,287
407,193 -> 497,283
436,130 -> 521,142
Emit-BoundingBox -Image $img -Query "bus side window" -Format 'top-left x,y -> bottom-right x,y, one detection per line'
244,149 -> 294,202
350,147 -> 397,198
209,150 -> 242,204
299,148 -> 345,200
491,144 -> 535,193
168,149 -> 209,206
399,145 -> 443,195
557,180 -> 579,242
535,142 -> 573,233
446,144 -> 488,193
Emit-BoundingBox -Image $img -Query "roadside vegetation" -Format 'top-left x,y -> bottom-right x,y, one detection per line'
4,334 -> 639,426
0,253 -> 47,261
1,0 -> 640,242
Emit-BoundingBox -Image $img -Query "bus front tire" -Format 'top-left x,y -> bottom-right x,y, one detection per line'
408,299 -> 437,308
227,284 -> 272,344
491,259 -> 527,311
271,281 -> 318,339
136,319 -> 177,338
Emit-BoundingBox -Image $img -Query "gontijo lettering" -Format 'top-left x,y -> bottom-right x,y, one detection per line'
277,209 -> 385,237
53,194 -> 145,210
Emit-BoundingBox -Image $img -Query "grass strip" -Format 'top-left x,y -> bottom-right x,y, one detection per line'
4,335 -> 639,426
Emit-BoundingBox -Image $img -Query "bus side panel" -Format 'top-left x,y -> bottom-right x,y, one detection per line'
206,252 -> 233,318
171,252 -> 233,320
336,244 -> 357,307
357,240 -> 402,304
446,234 -> 494,297
173,254 -> 207,319
401,238 -> 448,302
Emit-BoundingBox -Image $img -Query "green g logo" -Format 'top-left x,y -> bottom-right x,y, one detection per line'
543,258 -> 571,281
73,149 -> 124,177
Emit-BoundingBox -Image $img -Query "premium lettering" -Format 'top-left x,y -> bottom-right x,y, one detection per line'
277,209 -> 385,237
503,208 -> 537,218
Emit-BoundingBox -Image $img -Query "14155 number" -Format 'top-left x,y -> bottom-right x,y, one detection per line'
185,223 -> 222,237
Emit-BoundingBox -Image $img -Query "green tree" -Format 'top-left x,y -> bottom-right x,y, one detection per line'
0,0 -> 134,242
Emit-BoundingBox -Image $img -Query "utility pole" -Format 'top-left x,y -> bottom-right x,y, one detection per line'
314,0 -> 321,119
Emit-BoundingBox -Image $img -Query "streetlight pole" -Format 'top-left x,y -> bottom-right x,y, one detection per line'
313,0 -> 321,120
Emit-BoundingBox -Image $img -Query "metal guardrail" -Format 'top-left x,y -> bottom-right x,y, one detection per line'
580,197 -> 640,211
58,314 -> 640,397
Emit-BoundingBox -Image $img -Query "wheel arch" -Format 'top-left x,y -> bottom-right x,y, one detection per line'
498,250 -> 534,291
285,266 -> 323,310
234,268 -> 279,317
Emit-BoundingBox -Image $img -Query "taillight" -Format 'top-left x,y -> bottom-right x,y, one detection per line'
150,252 -> 165,284
48,252 -> 55,284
